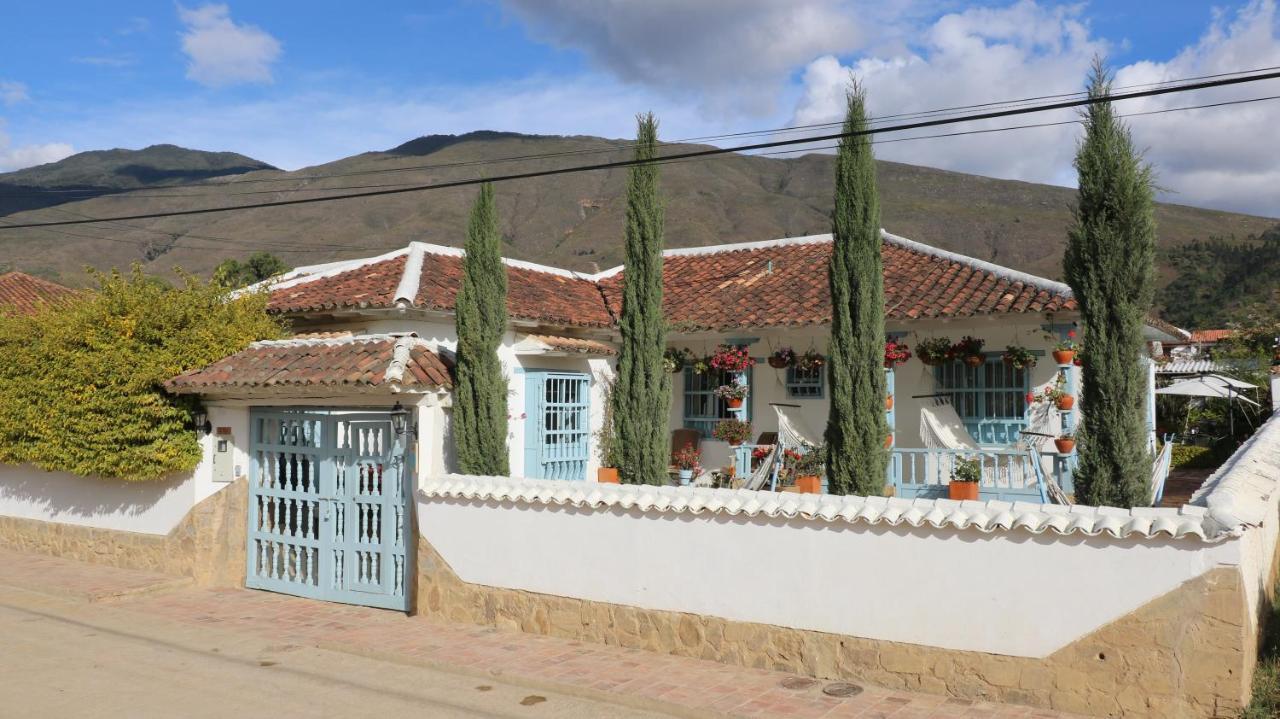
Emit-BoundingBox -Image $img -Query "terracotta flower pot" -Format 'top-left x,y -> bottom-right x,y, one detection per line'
963,354 -> 984,368
1054,438 -> 1076,454
1053,350 -> 1075,365
726,397 -> 744,409
597,467 -> 620,484
768,356 -> 790,369
1056,394 -> 1075,411
949,481 -> 980,501
796,475 -> 821,494
885,395 -> 894,411
884,434 -> 893,449
728,439 -> 744,447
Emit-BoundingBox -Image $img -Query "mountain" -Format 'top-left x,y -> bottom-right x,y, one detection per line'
0,144 -> 276,218
1159,224 -> 1280,327
0,132 -> 1273,288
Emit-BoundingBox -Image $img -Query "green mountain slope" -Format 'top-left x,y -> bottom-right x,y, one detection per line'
0,132 -> 1273,288
1159,224 -> 1280,327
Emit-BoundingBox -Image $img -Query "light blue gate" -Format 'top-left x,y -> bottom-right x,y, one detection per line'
523,371 -> 591,480
246,409 -> 411,611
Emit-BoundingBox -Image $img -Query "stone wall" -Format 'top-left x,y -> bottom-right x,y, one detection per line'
416,535 -> 1250,718
0,478 -> 246,588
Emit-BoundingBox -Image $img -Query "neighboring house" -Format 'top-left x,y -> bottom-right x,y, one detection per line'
1157,327 -> 1234,377
0,271 -> 75,316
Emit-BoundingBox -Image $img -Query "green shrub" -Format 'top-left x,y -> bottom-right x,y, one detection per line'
1170,444 -> 1219,470
0,267 -> 282,480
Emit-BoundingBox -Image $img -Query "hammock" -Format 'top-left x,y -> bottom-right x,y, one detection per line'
918,397 -> 1044,491
740,405 -> 824,491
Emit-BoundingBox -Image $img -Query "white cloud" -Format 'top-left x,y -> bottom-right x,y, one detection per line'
501,0 -> 871,116
1,81 -> 29,106
788,0 -> 1280,216
0,122 -> 74,172
178,4 -> 282,88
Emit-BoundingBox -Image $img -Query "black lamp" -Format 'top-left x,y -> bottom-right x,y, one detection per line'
193,407 -> 212,435
390,401 -> 410,436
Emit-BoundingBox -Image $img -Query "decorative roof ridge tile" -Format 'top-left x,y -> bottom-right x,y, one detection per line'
1190,411 -> 1280,532
419,475 -> 1227,542
251,332 -> 421,348
405,241 -> 597,281
393,244 -> 426,307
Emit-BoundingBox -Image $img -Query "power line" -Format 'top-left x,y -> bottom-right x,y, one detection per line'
2,67 -> 1278,232
6,63 -> 1278,202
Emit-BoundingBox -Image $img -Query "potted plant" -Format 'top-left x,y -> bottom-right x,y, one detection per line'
1035,375 -> 1075,411
885,393 -> 894,411
1072,343 -> 1085,367
712,418 -> 752,446
916,337 -> 953,366
672,442 -> 701,485
884,433 -> 894,448
791,444 -> 826,494
709,344 -> 755,373
768,346 -> 796,369
1054,430 -> 1076,455
949,457 -> 981,500
713,383 -> 749,409
594,374 -> 620,483
1002,344 -> 1036,370
1053,330 -> 1079,365
796,349 -> 826,372
953,336 -> 986,367
663,347 -> 691,373
691,355 -> 711,375
883,339 -> 911,368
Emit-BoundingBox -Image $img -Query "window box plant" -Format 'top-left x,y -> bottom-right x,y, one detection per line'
768,346 -> 796,369
1054,431 -> 1076,455
795,349 -> 826,372
1052,330 -> 1079,365
709,344 -> 755,373
883,339 -> 911,368
916,337 -> 953,366
663,347 -> 691,373
790,444 -> 826,494
712,418 -> 751,446
713,383 -> 749,409
672,442 -> 702,485
1001,344 -> 1036,370
949,456 -> 981,501
953,336 -> 986,367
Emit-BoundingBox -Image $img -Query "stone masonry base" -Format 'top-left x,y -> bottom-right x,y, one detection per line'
0,478 -> 247,588
416,535 -> 1250,719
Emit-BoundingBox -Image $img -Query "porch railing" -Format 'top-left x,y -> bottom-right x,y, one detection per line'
888,447 -> 1049,503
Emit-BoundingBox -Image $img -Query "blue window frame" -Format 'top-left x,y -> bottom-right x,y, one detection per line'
682,366 -> 753,439
786,365 -> 824,399
934,357 -> 1031,445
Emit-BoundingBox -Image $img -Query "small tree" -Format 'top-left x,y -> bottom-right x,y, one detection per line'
0,267 -> 282,480
1063,60 -> 1156,507
824,83 -> 889,496
213,251 -> 290,287
453,183 -> 510,476
611,113 -> 670,485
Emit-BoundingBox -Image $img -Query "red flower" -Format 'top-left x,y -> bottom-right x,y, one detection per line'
1024,391 -> 1035,405
1067,329 -> 1077,339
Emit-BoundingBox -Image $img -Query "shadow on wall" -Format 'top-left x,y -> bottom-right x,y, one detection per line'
0,464 -> 189,523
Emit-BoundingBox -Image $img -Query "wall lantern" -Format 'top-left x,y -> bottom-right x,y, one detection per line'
390,401 -> 411,437
193,407 -> 213,435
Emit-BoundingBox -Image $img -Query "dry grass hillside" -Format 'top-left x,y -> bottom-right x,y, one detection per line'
0,132 -> 1273,285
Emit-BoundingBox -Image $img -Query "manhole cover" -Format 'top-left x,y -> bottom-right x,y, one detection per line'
822,682 -> 864,698
780,677 -> 818,690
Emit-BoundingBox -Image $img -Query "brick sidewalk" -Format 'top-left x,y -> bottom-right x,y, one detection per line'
0,549 -> 1085,719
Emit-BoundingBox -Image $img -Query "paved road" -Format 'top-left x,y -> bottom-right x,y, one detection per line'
0,586 -> 674,719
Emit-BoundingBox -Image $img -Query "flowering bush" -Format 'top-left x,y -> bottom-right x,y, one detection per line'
672,442 -> 702,471
884,340 -> 911,367
712,418 -> 752,444
916,337 -> 953,365
796,349 -> 826,371
713,383 -> 748,401
709,344 -> 755,373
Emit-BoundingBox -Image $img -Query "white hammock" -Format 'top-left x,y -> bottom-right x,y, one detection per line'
919,398 -> 982,451
740,405 -> 824,491
918,397 -> 1045,490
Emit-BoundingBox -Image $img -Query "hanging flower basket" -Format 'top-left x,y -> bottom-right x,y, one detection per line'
884,339 -> 911,368
709,345 -> 755,373
663,347 -> 691,373
916,337 -> 953,366
953,336 -> 986,367
1001,344 -> 1036,370
795,349 -> 826,372
768,346 -> 796,369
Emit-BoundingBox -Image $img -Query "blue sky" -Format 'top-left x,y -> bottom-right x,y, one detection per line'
1,1 -> 1278,215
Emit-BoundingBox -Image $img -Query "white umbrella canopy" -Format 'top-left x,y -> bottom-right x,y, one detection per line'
1203,373 -> 1257,390
1156,377 -> 1260,405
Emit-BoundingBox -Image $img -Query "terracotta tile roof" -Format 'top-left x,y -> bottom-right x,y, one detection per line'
1190,329 -> 1235,343
598,233 -> 1077,331
266,245 -> 612,328
0,272 -> 76,316
520,334 -> 617,356
165,334 -> 453,394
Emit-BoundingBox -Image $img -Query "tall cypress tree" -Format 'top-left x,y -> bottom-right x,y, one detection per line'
611,113 -> 669,485
825,84 -> 888,496
1063,60 -> 1155,507
453,182 -> 510,476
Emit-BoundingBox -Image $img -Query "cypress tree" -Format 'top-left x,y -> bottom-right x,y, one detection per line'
825,84 -> 888,496
453,182 -> 510,476
1063,60 -> 1155,507
611,113 -> 669,485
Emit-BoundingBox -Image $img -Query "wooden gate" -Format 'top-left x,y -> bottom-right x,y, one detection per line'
246,409 -> 411,610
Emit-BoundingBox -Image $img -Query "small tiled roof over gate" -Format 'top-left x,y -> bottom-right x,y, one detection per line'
165,334 -> 453,394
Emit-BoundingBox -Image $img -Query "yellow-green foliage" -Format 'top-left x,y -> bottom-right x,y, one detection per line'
0,267 -> 283,480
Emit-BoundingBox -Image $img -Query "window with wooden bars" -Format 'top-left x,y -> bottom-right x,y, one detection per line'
933,357 -> 1031,445
785,364 -> 824,399
682,366 -> 753,439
